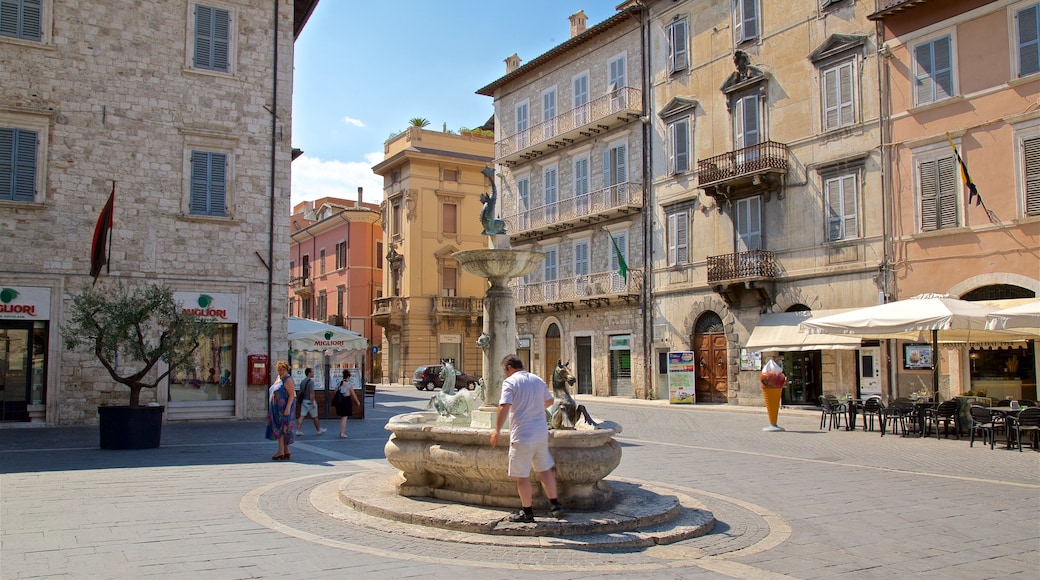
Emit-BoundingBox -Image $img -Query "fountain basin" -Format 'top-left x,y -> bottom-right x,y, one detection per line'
384,412 -> 621,510
452,249 -> 546,280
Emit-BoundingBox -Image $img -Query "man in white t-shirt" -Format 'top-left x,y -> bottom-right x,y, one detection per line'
490,354 -> 564,523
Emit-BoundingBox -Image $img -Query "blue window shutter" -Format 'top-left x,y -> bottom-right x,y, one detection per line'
0,128 -> 37,202
212,7 -> 230,72
194,5 -> 229,72
194,5 -> 212,69
190,151 -> 226,216
1,0 -> 41,41
210,152 -> 226,215
1019,4 -> 1040,77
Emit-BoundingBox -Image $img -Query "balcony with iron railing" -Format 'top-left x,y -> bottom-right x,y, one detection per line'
503,181 -> 643,242
289,275 -> 312,298
697,141 -> 788,200
706,250 -> 777,284
496,87 -> 642,165
512,268 -> 642,310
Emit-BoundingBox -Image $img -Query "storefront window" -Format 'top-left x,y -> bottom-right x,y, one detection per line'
170,324 -> 236,401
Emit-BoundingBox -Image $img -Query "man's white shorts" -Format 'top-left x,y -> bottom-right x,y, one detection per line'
507,440 -> 555,478
299,399 -> 318,418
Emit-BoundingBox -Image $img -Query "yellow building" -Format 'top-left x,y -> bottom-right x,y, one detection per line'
371,127 -> 495,384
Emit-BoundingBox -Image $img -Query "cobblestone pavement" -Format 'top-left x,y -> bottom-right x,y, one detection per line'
1,386 -> 1037,579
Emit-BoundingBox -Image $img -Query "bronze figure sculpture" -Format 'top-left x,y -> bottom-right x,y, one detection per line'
479,166 -> 507,236
547,360 -> 598,429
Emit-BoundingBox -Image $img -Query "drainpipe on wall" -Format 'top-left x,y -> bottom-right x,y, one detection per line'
637,2 -> 654,400
266,0 -> 280,369
876,19 -> 898,399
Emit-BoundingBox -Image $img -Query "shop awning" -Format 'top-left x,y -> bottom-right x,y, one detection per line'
746,310 -> 863,352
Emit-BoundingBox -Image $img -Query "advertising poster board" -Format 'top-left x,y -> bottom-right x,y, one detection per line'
667,351 -> 697,404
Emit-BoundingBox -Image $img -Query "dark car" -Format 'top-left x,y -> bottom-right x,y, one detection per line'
412,365 -> 481,391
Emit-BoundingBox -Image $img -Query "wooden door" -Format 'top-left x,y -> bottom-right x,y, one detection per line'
693,333 -> 728,403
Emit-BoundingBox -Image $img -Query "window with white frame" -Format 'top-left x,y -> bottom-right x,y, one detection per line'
667,17 -> 689,73
1017,3 -> 1039,77
823,171 -> 859,241
516,100 -> 529,148
669,118 -> 690,174
821,60 -> 856,131
734,0 -> 759,44
733,93 -> 761,161
0,0 -> 43,41
912,35 -> 954,106
603,142 -> 627,191
544,165 -> 558,223
0,127 -> 37,202
189,150 -> 227,216
573,73 -> 590,125
516,176 -> 530,230
735,196 -> 762,251
542,87 -> 557,139
335,241 -> 346,270
574,155 -> 590,213
667,210 -> 689,266
609,54 -> 626,108
916,151 -> 960,231
193,4 -> 231,73
1021,134 -> 1039,215
608,230 -> 628,273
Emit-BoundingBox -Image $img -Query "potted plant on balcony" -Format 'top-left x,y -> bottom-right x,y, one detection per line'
62,282 -> 215,449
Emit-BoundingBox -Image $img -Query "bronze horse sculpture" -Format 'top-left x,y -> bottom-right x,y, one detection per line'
548,360 -> 597,429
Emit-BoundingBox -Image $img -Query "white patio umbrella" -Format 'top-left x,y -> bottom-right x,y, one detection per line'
287,316 -> 367,355
985,300 -> 1040,335
800,295 -> 1002,398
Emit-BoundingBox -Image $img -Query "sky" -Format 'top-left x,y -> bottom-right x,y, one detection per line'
290,0 -> 618,209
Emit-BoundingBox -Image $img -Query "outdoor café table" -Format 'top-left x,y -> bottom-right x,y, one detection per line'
844,398 -> 863,431
910,400 -> 938,437
989,406 -> 1024,449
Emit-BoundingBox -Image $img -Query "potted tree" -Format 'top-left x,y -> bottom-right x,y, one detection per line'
62,283 -> 215,449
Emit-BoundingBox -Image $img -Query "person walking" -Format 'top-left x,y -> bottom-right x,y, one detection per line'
265,360 -> 296,461
490,354 -> 564,523
335,369 -> 361,439
294,367 -> 327,436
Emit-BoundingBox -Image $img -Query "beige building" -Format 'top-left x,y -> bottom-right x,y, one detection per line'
0,1 -> 316,424
477,9 -> 648,397
872,0 -> 1039,401
371,127 -> 495,384
644,0 -> 885,405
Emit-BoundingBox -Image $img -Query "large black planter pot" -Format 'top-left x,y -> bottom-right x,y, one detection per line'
98,405 -> 164,450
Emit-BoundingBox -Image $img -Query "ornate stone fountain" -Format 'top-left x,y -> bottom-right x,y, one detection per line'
382,166 -> 622,510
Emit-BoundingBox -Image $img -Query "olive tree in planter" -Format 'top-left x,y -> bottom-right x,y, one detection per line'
62,283 -> 215,449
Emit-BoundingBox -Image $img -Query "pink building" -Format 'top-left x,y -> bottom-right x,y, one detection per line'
289,195 -> 384,381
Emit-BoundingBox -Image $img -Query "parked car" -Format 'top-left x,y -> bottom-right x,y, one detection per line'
412,365 -> 481,391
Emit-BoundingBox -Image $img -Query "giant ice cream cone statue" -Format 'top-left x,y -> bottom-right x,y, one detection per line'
760,358 -> 786,432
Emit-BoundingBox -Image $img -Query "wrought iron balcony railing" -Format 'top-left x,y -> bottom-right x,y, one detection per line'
706,250 -> 777,284
697,141 -> 788,188
503,181 -> 642,239
512,269 -> 642,307
289,275 -> 312,297
496,87 -> 641,163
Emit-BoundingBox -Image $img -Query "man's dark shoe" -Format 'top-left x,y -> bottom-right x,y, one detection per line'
550,505 -> 565,519
507,509 -> 534,523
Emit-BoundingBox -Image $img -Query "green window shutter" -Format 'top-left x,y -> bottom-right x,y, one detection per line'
1024,136 -> 1040,216
0,128 -> 37,202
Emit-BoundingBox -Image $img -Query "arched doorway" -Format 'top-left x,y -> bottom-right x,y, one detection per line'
961,285 -> 1036,401
693,312 -> 728,403
544,323 -> 561,378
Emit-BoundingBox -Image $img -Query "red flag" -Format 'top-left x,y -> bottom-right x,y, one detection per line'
90,183 -> 115,283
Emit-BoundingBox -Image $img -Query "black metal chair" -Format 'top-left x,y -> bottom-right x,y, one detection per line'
924,400 -> 960,440
882,398 -> 914,437
1008,407 -> 1040,452
859,396 -> 884,432
968,405 -> 1001,449
819,395 -> 846,431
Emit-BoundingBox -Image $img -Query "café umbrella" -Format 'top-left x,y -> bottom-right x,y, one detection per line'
985,300 -> 1040,336
800,295 -> 999,399
287,316 -> 367,355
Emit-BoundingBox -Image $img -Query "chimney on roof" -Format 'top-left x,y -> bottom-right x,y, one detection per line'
505,53 -> 521,73
569,10 -> 587,38
357,186 -> 363,207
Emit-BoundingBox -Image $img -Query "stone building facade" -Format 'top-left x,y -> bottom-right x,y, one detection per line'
0,0 -> 316,424
477,9 -> 649,397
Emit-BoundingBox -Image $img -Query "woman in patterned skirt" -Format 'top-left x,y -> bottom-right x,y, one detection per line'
265,360 -> 296,460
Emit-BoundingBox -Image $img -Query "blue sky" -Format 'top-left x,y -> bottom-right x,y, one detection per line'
290,1 -> 618,208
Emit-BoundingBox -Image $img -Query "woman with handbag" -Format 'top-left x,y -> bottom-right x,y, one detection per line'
265,360 -> 296,460
334,369 -> 361,439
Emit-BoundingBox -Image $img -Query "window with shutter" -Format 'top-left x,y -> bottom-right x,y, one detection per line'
442,267 -> 457,297
913,35 -> 953,105
603,143 -> 627,190
542,88 -> 557,140
573,74 -> 590,125
736,197 -> 762,250
574,240 -> 589,276
668,18 -> 689,73
515,101 -> 529,148
443,202 -> 457,234
734,0 -> 759,44
544,166 -> 558,223
516,176 -> 530,230
194,4 -> 230,72
574,156 -> 590,213
1018,4 -> 1040,78
0,0 -> 42,41
670,119 -> 690,174
609,231 -> 628,272
822,60 -> 856,131
824,173 -> 858,241
918,155 -> 959,231
189,150 -> 227,216
0,127 -> 37,202
1022,136 -> 1040,216
667,211 -> 689,266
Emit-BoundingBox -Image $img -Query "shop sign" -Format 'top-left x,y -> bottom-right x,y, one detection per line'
173,292 -> 239,323
517,336 -> 531,349
667,351 -> 697,404
609,335 -> 631,351
0,286 -> 50,320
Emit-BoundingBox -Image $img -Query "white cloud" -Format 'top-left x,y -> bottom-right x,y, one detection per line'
342,116 -> 366,128
290,153 -> 384,210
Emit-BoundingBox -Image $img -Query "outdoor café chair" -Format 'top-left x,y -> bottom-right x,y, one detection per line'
968,405 -> 1002,450
924,400 -> 960,440
859,396 -> 884,432
882,398 -> 914,437
1008,407 -> 1040,452
819,395 -> 846,431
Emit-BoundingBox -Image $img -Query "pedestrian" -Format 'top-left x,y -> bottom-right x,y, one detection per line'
295,367 -> 327,436
490,354 -> 564,523
335,369 -> 361,439
265,360 -> 296,461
